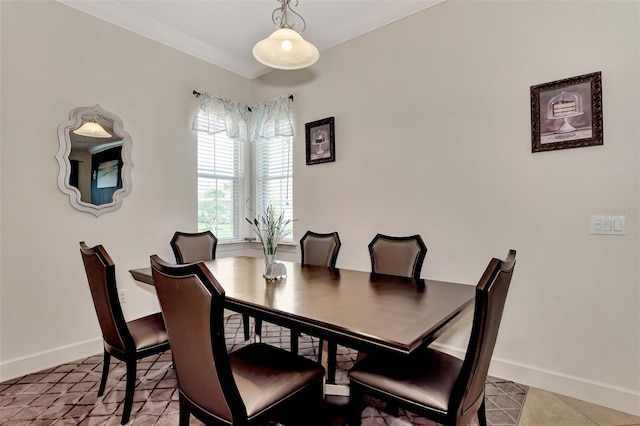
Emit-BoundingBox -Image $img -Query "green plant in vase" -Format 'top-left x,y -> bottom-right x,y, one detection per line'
246,205 -> 295,280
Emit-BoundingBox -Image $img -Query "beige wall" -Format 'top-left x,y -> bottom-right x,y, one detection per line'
1,0 -> 638,417
0,0 -> 250,377
253,0 -> 640,415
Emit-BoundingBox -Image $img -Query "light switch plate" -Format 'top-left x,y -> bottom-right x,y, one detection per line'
591,215 -> 625,235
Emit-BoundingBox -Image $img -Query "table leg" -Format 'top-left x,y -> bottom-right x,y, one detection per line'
325,384 -> 350,397
254,318 -> 262,343
319,339 -> 350,396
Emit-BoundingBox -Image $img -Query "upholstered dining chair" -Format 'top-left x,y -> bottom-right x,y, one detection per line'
368,233 -> 427,279
300,230 -> 341,269
170,230 -> 218,264
150,255 -> 325,426
348,250 -> 517,426
171,230 -> 251,341
298,231 -> 342,379
79,242 -> 170,425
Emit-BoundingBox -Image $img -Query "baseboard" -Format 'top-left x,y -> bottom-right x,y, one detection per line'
431,342 -> 640,417
0,338 -> 103,382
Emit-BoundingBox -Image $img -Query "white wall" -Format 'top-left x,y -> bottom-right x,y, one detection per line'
1,0 -> 638,417
253,0 -> 640,415
0,0 -> 250,379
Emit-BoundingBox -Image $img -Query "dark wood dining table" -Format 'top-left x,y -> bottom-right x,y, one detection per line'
130,256 -> 475,395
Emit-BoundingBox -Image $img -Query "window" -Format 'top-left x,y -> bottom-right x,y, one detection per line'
196,111 -> 245,242
256,132 -> 294,241
195,95 -> 294,243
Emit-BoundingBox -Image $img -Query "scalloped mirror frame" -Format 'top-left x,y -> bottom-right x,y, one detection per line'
56,105 -> 133,217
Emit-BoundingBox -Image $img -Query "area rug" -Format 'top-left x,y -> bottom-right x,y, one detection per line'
0,314 -> 527,425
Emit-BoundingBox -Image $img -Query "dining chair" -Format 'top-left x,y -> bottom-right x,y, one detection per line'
368,233 -> 427,279
298,231 -> 342,380
150,255 -> 325,426
348,250 -> 517,426
300,230 -> 341,269
79,242 -> 170,425
363,233 -> 427,366
170,230 -> 218,264
171,230 -> 251,341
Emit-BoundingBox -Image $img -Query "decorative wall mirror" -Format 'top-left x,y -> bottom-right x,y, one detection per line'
56,105 -> 133,216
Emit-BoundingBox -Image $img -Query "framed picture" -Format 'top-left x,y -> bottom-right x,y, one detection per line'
530,71 -> 603,153
305,117 -> 335,165
96,160 -> 119,188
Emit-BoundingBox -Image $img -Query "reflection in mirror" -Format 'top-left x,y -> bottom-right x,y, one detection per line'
56,105 -> 133,216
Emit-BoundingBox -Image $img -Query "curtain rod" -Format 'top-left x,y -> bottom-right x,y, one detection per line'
192,90 -> 294,103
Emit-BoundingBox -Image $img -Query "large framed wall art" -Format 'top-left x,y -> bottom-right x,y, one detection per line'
530,71 -> 603,153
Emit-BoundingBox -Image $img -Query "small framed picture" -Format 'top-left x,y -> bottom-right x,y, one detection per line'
530,71 -> 603,153
305,117 -> 335,165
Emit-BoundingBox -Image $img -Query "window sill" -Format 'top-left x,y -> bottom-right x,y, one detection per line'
218,240 -> 297,254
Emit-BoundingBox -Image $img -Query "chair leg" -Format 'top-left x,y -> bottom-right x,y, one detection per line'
179,393 -> 191,426
120,360 -> 137,425
290,329 -> 299,354
385,402 -> 399,417
254,318 -> 263,342
242,313 -> 251,341
317,338 -> 324,363
98,349 -> 111,397
347,385 -> 364,426
296,378 -> 326,425
327,341 -> 338,384
478,397 -> 488,426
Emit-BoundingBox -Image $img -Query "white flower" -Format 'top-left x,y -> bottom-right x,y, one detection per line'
246,206 -> 296,255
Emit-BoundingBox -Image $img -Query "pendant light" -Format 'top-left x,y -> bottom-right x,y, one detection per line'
73,117 -> 111,138
253,0 -> 319,70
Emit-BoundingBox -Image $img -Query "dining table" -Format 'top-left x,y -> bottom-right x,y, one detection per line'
129,256 -> 475,396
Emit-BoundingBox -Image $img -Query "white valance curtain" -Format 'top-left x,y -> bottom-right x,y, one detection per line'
191,93 -> 247,139
191,93 -> 293,141
249,96 -> 294,142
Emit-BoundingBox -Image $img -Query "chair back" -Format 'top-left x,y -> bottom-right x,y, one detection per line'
150,255 -> 245,423
368,233 -> 427,278
453,250 -> 516,422
79,242 -> 133,353
300,231 -> 341,268
170,231 -> 218,264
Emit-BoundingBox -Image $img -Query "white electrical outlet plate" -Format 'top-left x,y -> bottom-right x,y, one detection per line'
591,215 -> 625,235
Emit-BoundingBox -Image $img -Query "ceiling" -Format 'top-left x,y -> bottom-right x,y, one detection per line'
57,0 -> 445,79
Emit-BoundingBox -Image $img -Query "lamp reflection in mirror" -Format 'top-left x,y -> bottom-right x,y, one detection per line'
253,0 -> 319,70
73,118 -> 111,138
56,105 -> 133,217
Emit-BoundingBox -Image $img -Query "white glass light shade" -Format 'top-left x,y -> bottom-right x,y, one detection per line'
253,28 -> 319,70
73,121 -> 111,138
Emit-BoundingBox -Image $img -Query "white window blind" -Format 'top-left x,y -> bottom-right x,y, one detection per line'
256,131 -> 293,241
197,111 -> 245,242
195,93 -> 293,244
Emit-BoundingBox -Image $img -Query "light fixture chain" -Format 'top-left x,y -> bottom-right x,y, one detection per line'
272,0 -> 306,33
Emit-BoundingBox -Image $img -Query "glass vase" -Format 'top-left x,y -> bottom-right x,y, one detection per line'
263,251 -> 286,280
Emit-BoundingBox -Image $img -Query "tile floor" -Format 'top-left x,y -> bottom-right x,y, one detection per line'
519,387 -> 640,426
0,314 -> 636,425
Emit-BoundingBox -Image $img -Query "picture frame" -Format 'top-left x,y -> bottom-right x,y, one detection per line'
530,71 -> 603,153
96,160 -> 119,188
305,117 -> 335,165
